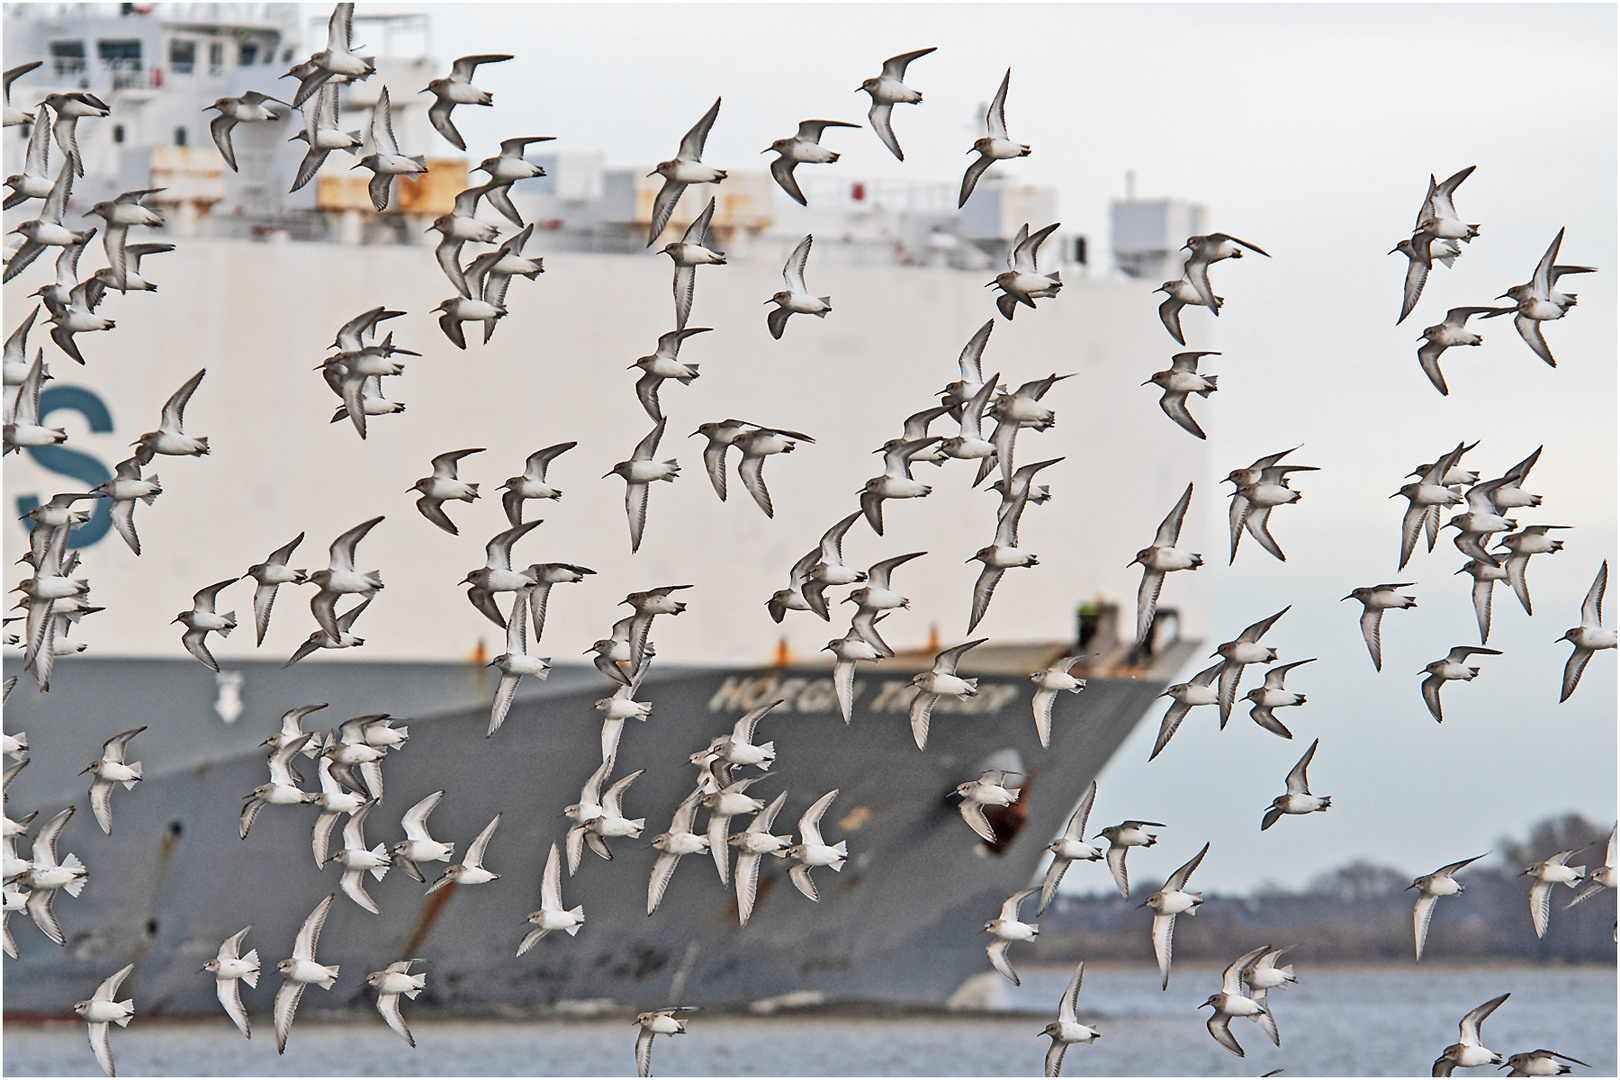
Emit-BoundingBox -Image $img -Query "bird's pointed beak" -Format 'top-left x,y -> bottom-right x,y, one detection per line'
78,764 -> 93,775
1140,378 -> 1155,386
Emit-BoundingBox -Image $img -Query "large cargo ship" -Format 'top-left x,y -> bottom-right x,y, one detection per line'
3,3 -> 1207,1018
1,638 -> 1196,1016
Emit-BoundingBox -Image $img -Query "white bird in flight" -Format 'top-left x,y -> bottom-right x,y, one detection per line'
201,926 -> 258,1040
1145,841 -> 1209,989
274,892 -> 339,1055
1559,561 -> 1616,703
766,234 -> 830,339
422,53 -> 511,150
353,87 -> 426,212
960,68 -> 1030,208
858,47 -> 935,161
991,222 -> 1063,320
1040,959 -> 1100,1077
1260,737 -> 1331,830
1411,853 -> 1486,962
74,962 -> 134,1077
82,726 -> 145,835
1432,992 -> 1509,1076
765,119 -> 859,206
647,97 -> 725,247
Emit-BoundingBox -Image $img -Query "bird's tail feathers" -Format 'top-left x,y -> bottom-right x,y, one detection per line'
1198,378 -> 1217,394
241,950 -> 260,987
566,907 -> 583,931
218,614 -> 236,636
61,854 -> 88,895
141,482 -> 161,505
123,761 -> 142,787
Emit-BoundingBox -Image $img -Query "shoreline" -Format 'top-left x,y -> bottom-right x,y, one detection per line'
5,960 -> 1613,1027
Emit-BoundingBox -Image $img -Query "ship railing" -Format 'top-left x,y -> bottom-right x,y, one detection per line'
42,57 -> 149,92
50,56 -> 88,79
106,59 -> 145,91
796,175 -> 960,214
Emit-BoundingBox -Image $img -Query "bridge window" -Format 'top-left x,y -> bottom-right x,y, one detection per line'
49,40 -> 86,78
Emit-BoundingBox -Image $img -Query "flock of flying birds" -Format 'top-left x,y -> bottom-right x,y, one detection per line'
1,5 -> 1615,1077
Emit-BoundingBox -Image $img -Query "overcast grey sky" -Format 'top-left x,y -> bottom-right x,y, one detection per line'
330,3 -> 1617,891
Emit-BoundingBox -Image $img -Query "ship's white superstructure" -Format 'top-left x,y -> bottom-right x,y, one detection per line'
4,3 -> 1207,671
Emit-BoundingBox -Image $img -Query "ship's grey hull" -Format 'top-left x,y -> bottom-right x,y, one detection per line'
3,646 -> 1191,1016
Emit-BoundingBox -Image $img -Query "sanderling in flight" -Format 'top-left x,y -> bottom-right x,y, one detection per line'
82,726 -> 145,835
1260,738 -> 1330,830
1145,841 -> 1209,989
1411,853 -> 1487,961
858,48 -> 935,161
984,886 -> 1040,986
1432,992 -> 1509,1076
74,962 -> 134,1077
1040,959 -> 1099,1076
201,926 -> 258,1039
960,68 -> 1029,208
423,53 -> 511,150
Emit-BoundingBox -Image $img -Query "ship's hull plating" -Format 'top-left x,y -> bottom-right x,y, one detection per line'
2,647 -> 1190,1015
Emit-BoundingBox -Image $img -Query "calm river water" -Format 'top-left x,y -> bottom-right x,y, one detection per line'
4,963 -> 1613,1076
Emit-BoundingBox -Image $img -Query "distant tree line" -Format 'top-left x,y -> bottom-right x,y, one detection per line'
1031,814 -> 1616,964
